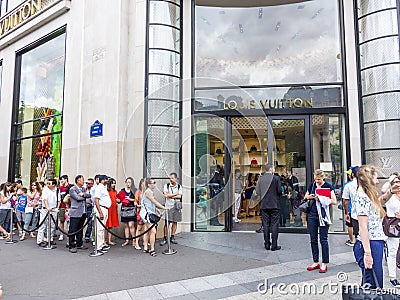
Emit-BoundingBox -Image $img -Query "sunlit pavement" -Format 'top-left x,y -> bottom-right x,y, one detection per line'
2,232 -> 390,299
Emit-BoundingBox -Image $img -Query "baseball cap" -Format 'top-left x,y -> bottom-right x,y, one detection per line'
348,166 -> 359,176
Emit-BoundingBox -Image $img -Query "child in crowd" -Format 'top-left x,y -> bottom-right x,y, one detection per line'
16,187 -> 28,237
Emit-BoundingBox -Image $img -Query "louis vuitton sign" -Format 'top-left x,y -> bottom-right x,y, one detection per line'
0,0 -> 42,37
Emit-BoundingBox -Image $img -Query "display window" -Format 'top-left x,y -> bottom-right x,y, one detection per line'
11,29 -> 66,184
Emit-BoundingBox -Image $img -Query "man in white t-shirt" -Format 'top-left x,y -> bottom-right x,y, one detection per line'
160,172 -> 182,245
94,175 -> 111,253
37,179 -> 60,247
342,166 -> 359,244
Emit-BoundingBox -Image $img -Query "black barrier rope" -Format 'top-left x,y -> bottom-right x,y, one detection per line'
50,214 -> 90,237
95,216 -> 156,240
22,211 -> 49,233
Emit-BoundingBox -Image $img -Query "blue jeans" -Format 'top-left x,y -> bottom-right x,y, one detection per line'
24,212 -> 35,231
85,207 -> 93,240
307,212 -> 330,263
353,240 -> 384,289
0,209 -> 10,232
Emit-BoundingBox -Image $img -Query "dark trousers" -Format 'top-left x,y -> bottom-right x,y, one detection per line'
85,207 -> 93,240
307,212 -> 329,263
279,197 -> 290,226
353,240 -> 384,289
351,218 -> 359,239
261,209 -> 280,249
68,215 -> 86,249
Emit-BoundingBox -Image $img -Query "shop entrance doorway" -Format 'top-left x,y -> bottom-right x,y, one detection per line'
193,114 -> 345,233
230,116 -> 311,232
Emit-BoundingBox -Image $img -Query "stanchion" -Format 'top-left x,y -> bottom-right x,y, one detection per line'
162,210 -> 177,255
43,210 -> 56,250
89,210 -> 103,257
5,208 -> 17,244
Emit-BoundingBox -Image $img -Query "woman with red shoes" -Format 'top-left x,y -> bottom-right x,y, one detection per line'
304,169 -> 336,273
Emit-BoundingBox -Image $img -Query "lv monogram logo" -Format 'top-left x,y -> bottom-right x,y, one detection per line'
380,157 -> 393,169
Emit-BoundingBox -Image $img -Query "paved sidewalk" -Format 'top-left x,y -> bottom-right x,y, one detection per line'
72,232 -> 364,300
74,251 -> 359,300
0,231 -> 386,299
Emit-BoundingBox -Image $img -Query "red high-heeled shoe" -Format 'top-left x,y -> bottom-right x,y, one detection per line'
319,265 -> 328,273
307,264 -> 320,271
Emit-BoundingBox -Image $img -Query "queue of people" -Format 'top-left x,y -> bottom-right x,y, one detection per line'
0,172 -> 183,257
3,164 -> 400,289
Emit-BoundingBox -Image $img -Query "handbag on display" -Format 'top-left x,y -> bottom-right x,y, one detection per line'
250,145 -> 257,152
382,216 -> 400,238
120,205 -> 136,218
250,158 -> 258,165
216,148 -> 223,154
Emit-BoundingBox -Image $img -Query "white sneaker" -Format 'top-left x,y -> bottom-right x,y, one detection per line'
233,217 -> 241,223
58,234 -> 64,241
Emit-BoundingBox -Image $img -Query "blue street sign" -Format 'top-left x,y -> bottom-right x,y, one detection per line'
90,120 -> 103,137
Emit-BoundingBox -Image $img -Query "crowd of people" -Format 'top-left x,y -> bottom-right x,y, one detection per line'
3,164 -> 400,291
0,172 -> 183,257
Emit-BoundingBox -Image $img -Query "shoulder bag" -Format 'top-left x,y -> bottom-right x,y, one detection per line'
120,189 -> 137,218
382,216 -> 400,238
342,268 -> 400,299
142,197 -> 161,224
299,199 -> 314,213
299,182 -> 316,214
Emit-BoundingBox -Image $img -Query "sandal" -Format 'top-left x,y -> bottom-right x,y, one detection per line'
121,241 -> 129,247
109,241 -> 116,246
143,249 -> 149,253
134,245 -> 142,250
149,250 -> 157,257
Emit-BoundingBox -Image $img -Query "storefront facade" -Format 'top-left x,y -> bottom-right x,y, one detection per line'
0,0 -> 398,234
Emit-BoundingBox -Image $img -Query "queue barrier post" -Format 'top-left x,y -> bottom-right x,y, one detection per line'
89,210 -> 103,257
5,208 -> 17,244
162,209 -> 176,255
43,209 -> 56,250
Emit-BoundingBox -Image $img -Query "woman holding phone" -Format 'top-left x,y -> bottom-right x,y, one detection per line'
304,169 -> 336,273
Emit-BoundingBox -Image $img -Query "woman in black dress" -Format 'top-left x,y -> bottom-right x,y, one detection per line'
116,177 -> 137,247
